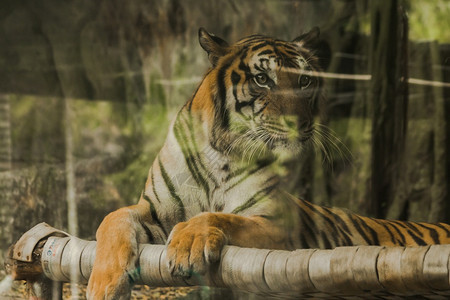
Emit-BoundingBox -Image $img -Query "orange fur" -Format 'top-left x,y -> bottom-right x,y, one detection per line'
189,72 -> 216,127
87,201 -> 151,299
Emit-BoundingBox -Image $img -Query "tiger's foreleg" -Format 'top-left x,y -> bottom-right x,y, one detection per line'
86,200 -> 153,300
166,212 -> 289,277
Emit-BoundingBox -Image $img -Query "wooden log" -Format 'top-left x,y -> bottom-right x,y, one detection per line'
5,241 -> 44,281
351,245 -> 384,291
6,223 -> 450,298
5,239 -> 63,300
423,244 -> 450,290
377,246 -> 409,293
400,246 -> 430,291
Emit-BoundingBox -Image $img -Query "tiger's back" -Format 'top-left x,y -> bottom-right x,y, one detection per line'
294,197 -> 450,248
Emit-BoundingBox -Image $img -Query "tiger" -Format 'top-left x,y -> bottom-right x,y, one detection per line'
86,28 -> 450,299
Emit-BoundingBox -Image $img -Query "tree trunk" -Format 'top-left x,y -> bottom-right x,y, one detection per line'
0,94 -> 13,270
369,0 -> 408,218
0,95 -> 12,172
428,41 -> 448,222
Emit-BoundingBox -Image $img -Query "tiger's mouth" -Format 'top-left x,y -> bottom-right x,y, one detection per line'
261,121 -> 313,146
260,126 -> 313,154
226,116 -> 313,158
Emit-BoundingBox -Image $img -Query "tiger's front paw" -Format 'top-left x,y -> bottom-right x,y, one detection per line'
166,213 -> 227,277
86,208 -> 141,300
87,266 -> 132,300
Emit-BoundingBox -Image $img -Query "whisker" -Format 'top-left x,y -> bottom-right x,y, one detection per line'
312,124 -> 353,168
312,134 -> 329,165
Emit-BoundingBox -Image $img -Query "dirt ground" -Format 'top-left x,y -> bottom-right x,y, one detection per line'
0,280 -> 200,299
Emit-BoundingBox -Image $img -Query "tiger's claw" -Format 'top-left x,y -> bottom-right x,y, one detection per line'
166,213 -> 227,277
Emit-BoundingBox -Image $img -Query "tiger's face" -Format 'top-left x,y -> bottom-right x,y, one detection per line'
198,28 -> 324,158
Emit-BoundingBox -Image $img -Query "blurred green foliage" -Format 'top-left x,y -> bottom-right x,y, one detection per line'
409,0 -> 450,42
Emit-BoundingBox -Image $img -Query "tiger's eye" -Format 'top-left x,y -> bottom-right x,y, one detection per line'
254,73 -> 269,86
299,75 -> 311,89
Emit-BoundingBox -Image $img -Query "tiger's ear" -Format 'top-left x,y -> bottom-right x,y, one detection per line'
198,28 -> 229,67
292,27 -> 320,49
293,27 -> 331,70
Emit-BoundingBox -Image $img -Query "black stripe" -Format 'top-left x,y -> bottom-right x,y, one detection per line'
143,224 -> 155,244
405,229 -> 427,246
385,222 -> 406,245
216,60 -> 232,129
373,219 -> 396,245
323,209 -> 353,246
283,49 -> 301,58
238,56 -> 250,74
224,165 -> 248,182
173,116 -> 211,200
320,231 -> 333,249
316,207 -> 351,246
391,220 -> 408,229
238,36 -> 265,44
391,221 -> 426,245
258,49 -> 274,56
275,42 -> 297,51
258,214 -> 277,221
231,71 -> 255,113
231,197 -> 259,215
390,220 -> 428,245
142,193 -> 167,237
339,231 -> 353,246
404,221 -> 424,237
317,209 -> 337,231
322,207 -> 351,234
214,202 -> 224,212
254,63 -> 266,72
302,201 -> 337,231
435,223 -> 450,237
326,225 -> 341,247
392,220 -> 424,240
253,101 -> 268,116
350,215 -> 373,245
362,218 -> 381,245
151,167 -> 161,203
184,111 -> 218,187
414,223 -> 440,244
225,158 -> 274,191
251,42 -> 270,52
158,157 -> 185,220
298,206 -> 319,248
231,181 -> 277,214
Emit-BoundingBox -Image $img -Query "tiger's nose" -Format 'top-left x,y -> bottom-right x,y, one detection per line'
280,116 -> 311,131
